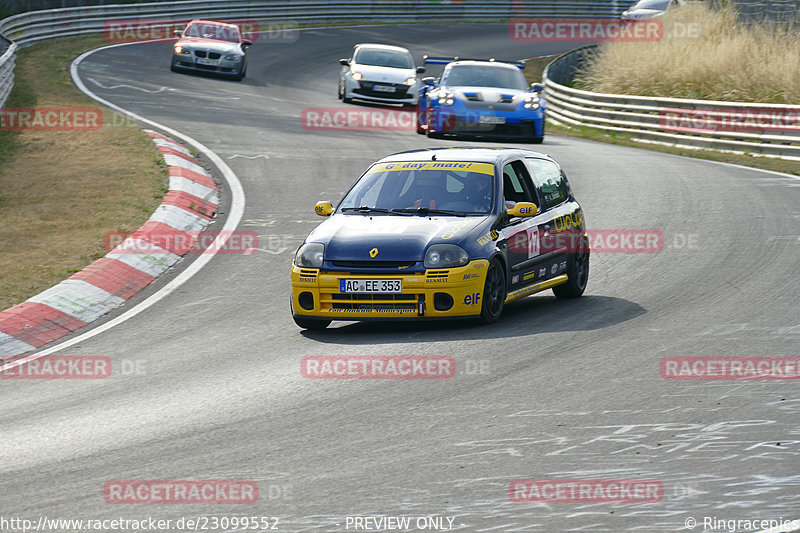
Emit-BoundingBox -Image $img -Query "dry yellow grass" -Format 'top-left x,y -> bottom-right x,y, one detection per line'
0,37 -> 168,310
575,4 -> 800,103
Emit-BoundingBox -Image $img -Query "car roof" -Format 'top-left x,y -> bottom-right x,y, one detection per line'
446,60 -> 521,71
377,147 -> 552,165
186,19 -> 240,29
354,43 -> 411,53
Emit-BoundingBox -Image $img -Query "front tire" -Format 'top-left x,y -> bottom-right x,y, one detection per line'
293,316 -> 331,330
553,237 -> 589,298
480,259 -> 506,324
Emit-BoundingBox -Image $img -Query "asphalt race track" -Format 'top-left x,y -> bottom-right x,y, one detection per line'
1,24 -> 798,532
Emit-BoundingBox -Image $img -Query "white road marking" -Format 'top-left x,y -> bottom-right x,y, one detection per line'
6,41 -> 246,361
228,154 -> 271,160
86,76 -> 172,93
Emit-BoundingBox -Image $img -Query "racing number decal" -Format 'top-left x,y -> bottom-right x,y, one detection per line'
511,228 -> 540,258
527,228 -> 540,258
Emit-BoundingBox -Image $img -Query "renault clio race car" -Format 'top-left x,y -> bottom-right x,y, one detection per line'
338,43 -> 425,106
290,148 -> 589,329
416,57 -> 546,142
170,20 -> 252,81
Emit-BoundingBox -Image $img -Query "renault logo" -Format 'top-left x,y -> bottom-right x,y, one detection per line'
369,248 -> 379,258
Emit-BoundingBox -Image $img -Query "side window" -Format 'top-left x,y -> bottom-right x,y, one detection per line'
524,159 -> 568,210
501,161 -> 536,206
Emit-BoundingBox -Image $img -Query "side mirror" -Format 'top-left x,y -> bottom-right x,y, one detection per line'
315,201 -> 334,216
242,39 -> 253,47
339,58 -> 350,66
416,66 -> 426,74
531,83 -> 544,92
506,202 -> 538,218
421,76 -> 436,86
172,29 -> 183,37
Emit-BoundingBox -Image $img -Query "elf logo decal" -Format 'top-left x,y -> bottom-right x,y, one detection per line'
464,293 -> 481,305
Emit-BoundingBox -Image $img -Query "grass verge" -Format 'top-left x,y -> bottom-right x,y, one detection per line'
0,36 -> 169,310
574,4 -> 800,103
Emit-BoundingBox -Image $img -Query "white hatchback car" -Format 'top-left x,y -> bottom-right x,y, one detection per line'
621,0 -> 685,20
338,43 -> 425,107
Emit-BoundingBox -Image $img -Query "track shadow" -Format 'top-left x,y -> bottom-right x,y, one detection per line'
301,294 -> 645,345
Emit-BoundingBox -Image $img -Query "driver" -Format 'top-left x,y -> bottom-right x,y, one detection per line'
464,172 -> 493,211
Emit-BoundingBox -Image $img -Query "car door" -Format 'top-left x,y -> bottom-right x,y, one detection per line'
524,157 -> 583,280
496,159 -> 555,292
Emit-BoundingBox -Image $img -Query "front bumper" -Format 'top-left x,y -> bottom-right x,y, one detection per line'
172,54 -> 243,76
428,107 -> 544,138
291,259 -> 488,320
344,77 -> 419,104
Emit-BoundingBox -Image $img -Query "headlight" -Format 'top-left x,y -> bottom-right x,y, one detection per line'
402,77 -> 416,86
524,96 -> 540,110
424,244 -> 469,269
295,243 -> 324,268
225,54 -> 242,61
351,71 -> 363,81
438,91 -> 456,106
174,46 -> 189,54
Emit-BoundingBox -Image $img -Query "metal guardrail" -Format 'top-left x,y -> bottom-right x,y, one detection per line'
543,45 -> 800,160
0,0 -> 630,46
727,0 -> 799,24
0,0 -> 630,113
0,36 -> 14,110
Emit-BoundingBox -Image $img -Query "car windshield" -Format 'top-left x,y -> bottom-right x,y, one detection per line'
339,162 -> 496,215
630,0 -> 670,9
183,22 -> 241,43
442,65 -> 528,90
354,48 -> 413,69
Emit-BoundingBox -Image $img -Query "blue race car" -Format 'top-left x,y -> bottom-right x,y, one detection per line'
416,57 -> 546,143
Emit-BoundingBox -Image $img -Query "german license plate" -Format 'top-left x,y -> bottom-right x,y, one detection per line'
196,58 -> 217,65
340,279 -> 402,293
372,85 -> 396,92
479,115 -> 505,124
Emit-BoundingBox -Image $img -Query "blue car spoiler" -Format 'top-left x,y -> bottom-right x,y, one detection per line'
423,55 -> 525,69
